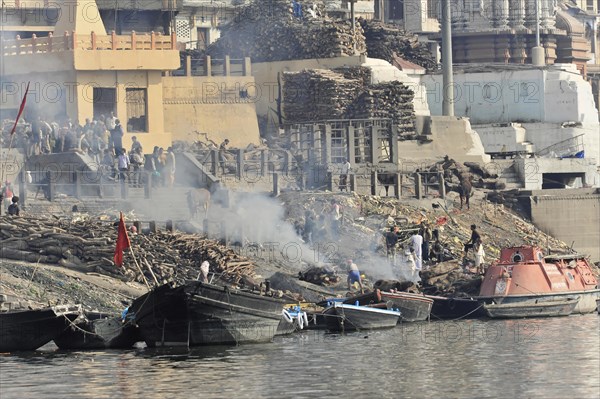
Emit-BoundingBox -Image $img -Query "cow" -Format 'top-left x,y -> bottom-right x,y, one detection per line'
187,188 -> 211,219
457,173 -> 473,210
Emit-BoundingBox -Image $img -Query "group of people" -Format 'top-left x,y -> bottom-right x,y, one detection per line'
299,199 -> 343,245
1,112 -> 126,161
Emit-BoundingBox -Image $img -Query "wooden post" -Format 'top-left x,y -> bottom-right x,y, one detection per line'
111,30 -> 117,50
273,172 -> 280,196
48,32 -> 53,52
74,171 -> 81,199
211,149 -> 218,176
63,32 -> 69,50
260,149 -> 267,176
134,221 -> 142,233
71,31 -> 77,50
394,173 -> 401,199
185,55 -> 192,76
414,172 -> 423,199
371,171 -> 378,196
144,172 -> 151,199
350,174 -> 356,193
131,31 -> 137,50
166,220 -> 174,232
347,126 -> 355,164
205,55 -> 212,76
170,31 -> 177,50
149,221 -> 157,234
31,34 -> 37,53
46,171 -> 55,201
391,126 -> 399,165
91,31 -> 97,50
438,172 -> 446,199
326,171 -> 334,191
18,171 -> 26,207
243,57 -> 252,76
150,31 -> 156,50
224,55 -> 231,76
236,148 -> 243,180
120,180 -> 128,199
370,126 -> 378,166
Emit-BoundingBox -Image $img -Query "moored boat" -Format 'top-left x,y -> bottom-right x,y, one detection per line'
426,295 -> 485,320
343,289 -> 433,322
323,302 -> 401,332
129,281 -> 285,347
275,306 -> 309,336
0,304 -> 83,352
477,246 -> 600,318
54,311 -> 140,350
483,297 -> 580,318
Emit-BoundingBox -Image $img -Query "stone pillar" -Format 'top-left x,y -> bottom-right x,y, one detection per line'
166,220 -> 174,232
273,172 -> 280,196
414,172 -> 423,199
149,221 -> 157,234
493,0 -> 509,30
540,0 -> 555,30
510,0 -> 526,30
371,171 -> 378,196
524,0 -> 537,31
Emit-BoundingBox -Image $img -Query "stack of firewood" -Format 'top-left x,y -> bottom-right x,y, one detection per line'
0,216 -> 257,287
359,18 -> 438,71
348,81 -> 415,134
207,0 -> 366,62
282,67 -> 416,133
282,69 -> 363,122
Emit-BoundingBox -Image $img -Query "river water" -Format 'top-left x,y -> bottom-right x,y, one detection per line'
1,315 -> 598,399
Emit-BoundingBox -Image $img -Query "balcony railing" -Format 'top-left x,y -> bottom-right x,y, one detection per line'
1,30 -> 177,56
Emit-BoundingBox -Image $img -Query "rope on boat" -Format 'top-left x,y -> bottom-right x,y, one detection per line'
429,303 -> 484,322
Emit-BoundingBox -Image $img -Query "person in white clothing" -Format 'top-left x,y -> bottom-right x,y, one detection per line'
474,241 -> 486,275
410,231 -> 423,270
199,260 -> 210,283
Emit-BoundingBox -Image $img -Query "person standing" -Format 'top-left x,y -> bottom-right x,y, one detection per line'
339,159 -> 351,192
329,199 -> 341,240
199,260 -> 210,283
117,148 -> 130,183
410,230 -> 423,271
420,221 -> 433,264
346,259 -> 364,294
105,111 -> 117,132
130,136 -> 142,154
111,119 -> 124,156
463,224 -> 481,260
384,226 -> 399,264
130,147 -> 145,188
474,241 -> 486,275
165,147 -> 176,188
219,139 -> 230,174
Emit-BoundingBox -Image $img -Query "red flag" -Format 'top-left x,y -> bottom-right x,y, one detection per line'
9,82 -> 30,136
114,212 -> 131,267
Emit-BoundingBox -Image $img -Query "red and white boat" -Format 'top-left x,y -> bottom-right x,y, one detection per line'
478,246 -> 600,318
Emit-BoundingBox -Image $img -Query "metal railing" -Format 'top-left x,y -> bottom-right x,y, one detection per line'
536,134 -> 585,159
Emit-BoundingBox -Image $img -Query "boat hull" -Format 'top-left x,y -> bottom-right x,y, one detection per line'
0,305 -> 82,352
483,297 -> 579,319
379,292 -> 433,322
477,289 -> 600,315
130,281 -> 285,347
54,313 -> 140,350
427,296 -> 485,320
323,303 -> 400,332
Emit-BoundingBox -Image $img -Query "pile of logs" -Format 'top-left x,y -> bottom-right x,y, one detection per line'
419,261 -> 482,296
283,67 -> 416,133
0,216 -> 257,287
359,18 -> 438,71
207,0 -> 366,62
283,69 -> 362,122
348,81 -> 416,135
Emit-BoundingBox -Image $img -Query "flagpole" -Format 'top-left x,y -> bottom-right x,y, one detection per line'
129,246 -> 159,286
130,253 -> 151,289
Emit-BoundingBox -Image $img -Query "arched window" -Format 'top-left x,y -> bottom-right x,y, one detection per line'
512,252 -> 523,262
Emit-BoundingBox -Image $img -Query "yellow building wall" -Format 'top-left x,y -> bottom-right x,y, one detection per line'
162,76 -> 261,147
76,70 -> 171,151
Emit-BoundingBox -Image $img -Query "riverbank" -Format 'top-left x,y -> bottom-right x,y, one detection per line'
1,189 -> 598,313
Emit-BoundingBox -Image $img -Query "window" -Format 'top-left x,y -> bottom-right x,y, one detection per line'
388,0 -> 404,20
427,0 -> 438,18
126,88 -> 148,133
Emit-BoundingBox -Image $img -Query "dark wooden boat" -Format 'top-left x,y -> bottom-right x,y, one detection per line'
427,295 -> 486,320
323,302 -> 401,332
482,297 -> 580,319
275,307 -> 309,336
54,312 -> 140,350
129,281 -> 285,347
0,304 -> 83,352
343,290 -> 433,322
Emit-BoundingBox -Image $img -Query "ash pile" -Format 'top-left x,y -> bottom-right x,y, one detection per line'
283,67 -> 416,135
207,0 -> 366,62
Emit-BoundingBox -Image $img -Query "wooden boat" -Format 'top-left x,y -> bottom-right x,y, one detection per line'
483,297 -> 580,319
426,295 -> 485,320
322,302 -> 401,332
54,311 -> 140,350
478,246 -> 600,318
275,306 -> 309,336
129,281 -> 285,347
343,290 -> 433,322
0,304 -> 83,352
